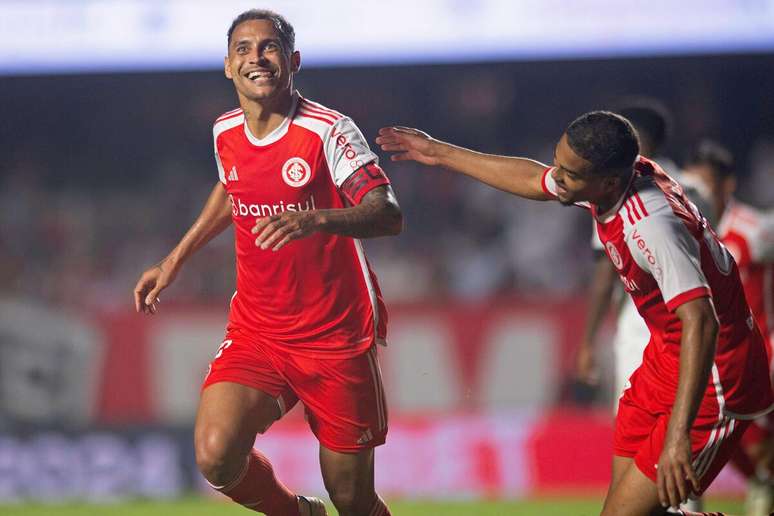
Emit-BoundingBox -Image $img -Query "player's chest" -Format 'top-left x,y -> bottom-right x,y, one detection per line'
220,138 -> 331,200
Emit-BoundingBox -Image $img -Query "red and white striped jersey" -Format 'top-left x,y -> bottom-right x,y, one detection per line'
212,91 -> 390,358
543,157 -> 772,418
717,200 -> 774,363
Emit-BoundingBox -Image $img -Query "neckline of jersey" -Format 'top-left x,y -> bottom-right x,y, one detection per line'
242,91 -> 300,147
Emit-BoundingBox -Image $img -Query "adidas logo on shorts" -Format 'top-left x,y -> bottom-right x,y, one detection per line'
357,429 -> 373,445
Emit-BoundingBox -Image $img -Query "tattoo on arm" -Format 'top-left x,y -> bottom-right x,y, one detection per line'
320,185 -> 402,238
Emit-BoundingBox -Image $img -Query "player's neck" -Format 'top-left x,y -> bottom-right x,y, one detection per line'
595,170 -> 634,215
241,90 -> 295,140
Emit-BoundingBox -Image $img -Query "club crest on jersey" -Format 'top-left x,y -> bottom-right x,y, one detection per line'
281,157 -> 312,188
606,241 -> 624,270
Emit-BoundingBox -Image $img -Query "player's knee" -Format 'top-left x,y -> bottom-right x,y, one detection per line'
326,483 -> 373,514
194,425 -> 241,485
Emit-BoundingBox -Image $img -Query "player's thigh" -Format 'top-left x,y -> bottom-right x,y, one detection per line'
319,445 -> 375,503
196,330 -> 297,458
195,381 -> 282,454
289,346 -> 388,453
606,455 -> 635,501
600,459 -> 662,516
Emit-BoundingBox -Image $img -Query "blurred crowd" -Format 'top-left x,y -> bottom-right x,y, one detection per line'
1,54 -> 773,311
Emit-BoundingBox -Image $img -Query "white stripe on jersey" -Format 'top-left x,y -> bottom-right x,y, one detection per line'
353,238 -> 380,340
213,113 -> 244,183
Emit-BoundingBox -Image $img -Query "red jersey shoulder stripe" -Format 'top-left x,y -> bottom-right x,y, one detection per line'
624,198 -> 636,224
633,192 -> 649,217
301,97 -> 344,116
300,99 -> 344,119
296,107 -> 337,126
300,106 -> 341,124
627,197 -> 643,222
299,103 -> 342,123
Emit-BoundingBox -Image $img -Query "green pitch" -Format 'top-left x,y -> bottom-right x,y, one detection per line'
0,496 -> 744,515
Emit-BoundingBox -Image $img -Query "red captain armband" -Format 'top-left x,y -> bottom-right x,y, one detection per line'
340,162 -> 390,205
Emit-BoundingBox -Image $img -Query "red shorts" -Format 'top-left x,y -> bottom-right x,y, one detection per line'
614,392 -> 750,495
202,328 -> 388,453
739,410 -> 774,449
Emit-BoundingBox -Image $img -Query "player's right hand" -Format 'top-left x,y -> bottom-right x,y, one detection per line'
375,127 -> 442,166
575,341 -> 600,386
133,260 -> 177,315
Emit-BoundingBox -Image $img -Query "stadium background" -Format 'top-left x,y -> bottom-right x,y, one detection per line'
1,1 -> 774,514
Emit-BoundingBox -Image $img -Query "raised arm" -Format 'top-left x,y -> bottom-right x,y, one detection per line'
376,126 -> 552,201
133,182 -> 233,314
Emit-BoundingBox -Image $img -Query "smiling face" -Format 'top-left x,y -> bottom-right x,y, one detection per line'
552,133 -> 622,208
224,19 -> 300,104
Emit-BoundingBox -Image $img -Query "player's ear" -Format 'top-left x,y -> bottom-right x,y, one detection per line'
224,56 -> 233,79
291,51 -> 301,73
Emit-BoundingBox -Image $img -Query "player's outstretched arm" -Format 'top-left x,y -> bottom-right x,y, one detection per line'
376,126 -> 552,201
657,297 -> 718,508
133,182 -> 233,314
252,185 -> 402,251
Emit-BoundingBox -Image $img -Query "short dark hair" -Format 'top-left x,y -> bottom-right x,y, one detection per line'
565,111 -> 640,175
686,140 -> 735,179
616,99 -> 672,153
227,9 -> 295,53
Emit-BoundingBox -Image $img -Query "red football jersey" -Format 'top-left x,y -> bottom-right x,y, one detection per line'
717,199 -> 774,362
543,157 -> 773,418
213,92 -> 390,358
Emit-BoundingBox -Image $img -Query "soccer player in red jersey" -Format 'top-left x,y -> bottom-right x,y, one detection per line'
683,141 -> 774,515
377,113 -> 773,516
133,10 -> 401,516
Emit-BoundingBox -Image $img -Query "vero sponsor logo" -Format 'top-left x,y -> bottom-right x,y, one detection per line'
331,126 -> 366,170
631,229 -> 663,282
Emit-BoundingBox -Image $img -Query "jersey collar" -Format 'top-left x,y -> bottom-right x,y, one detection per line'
242,91 -> 300,147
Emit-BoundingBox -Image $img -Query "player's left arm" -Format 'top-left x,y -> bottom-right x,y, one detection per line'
628,213 -> 715,507
252,184 -> 402,251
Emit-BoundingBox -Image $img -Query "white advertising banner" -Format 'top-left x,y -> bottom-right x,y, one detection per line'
1,0 -> 773,75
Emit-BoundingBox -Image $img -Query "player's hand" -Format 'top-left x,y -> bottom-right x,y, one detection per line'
375,127 -> 442,166
252,211 -> 320,251
656,429 -> 700,509
133,260 -> 177,315
575,341 -> 600,386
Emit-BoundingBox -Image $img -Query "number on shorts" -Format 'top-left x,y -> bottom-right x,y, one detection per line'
214,339 -> 233,359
